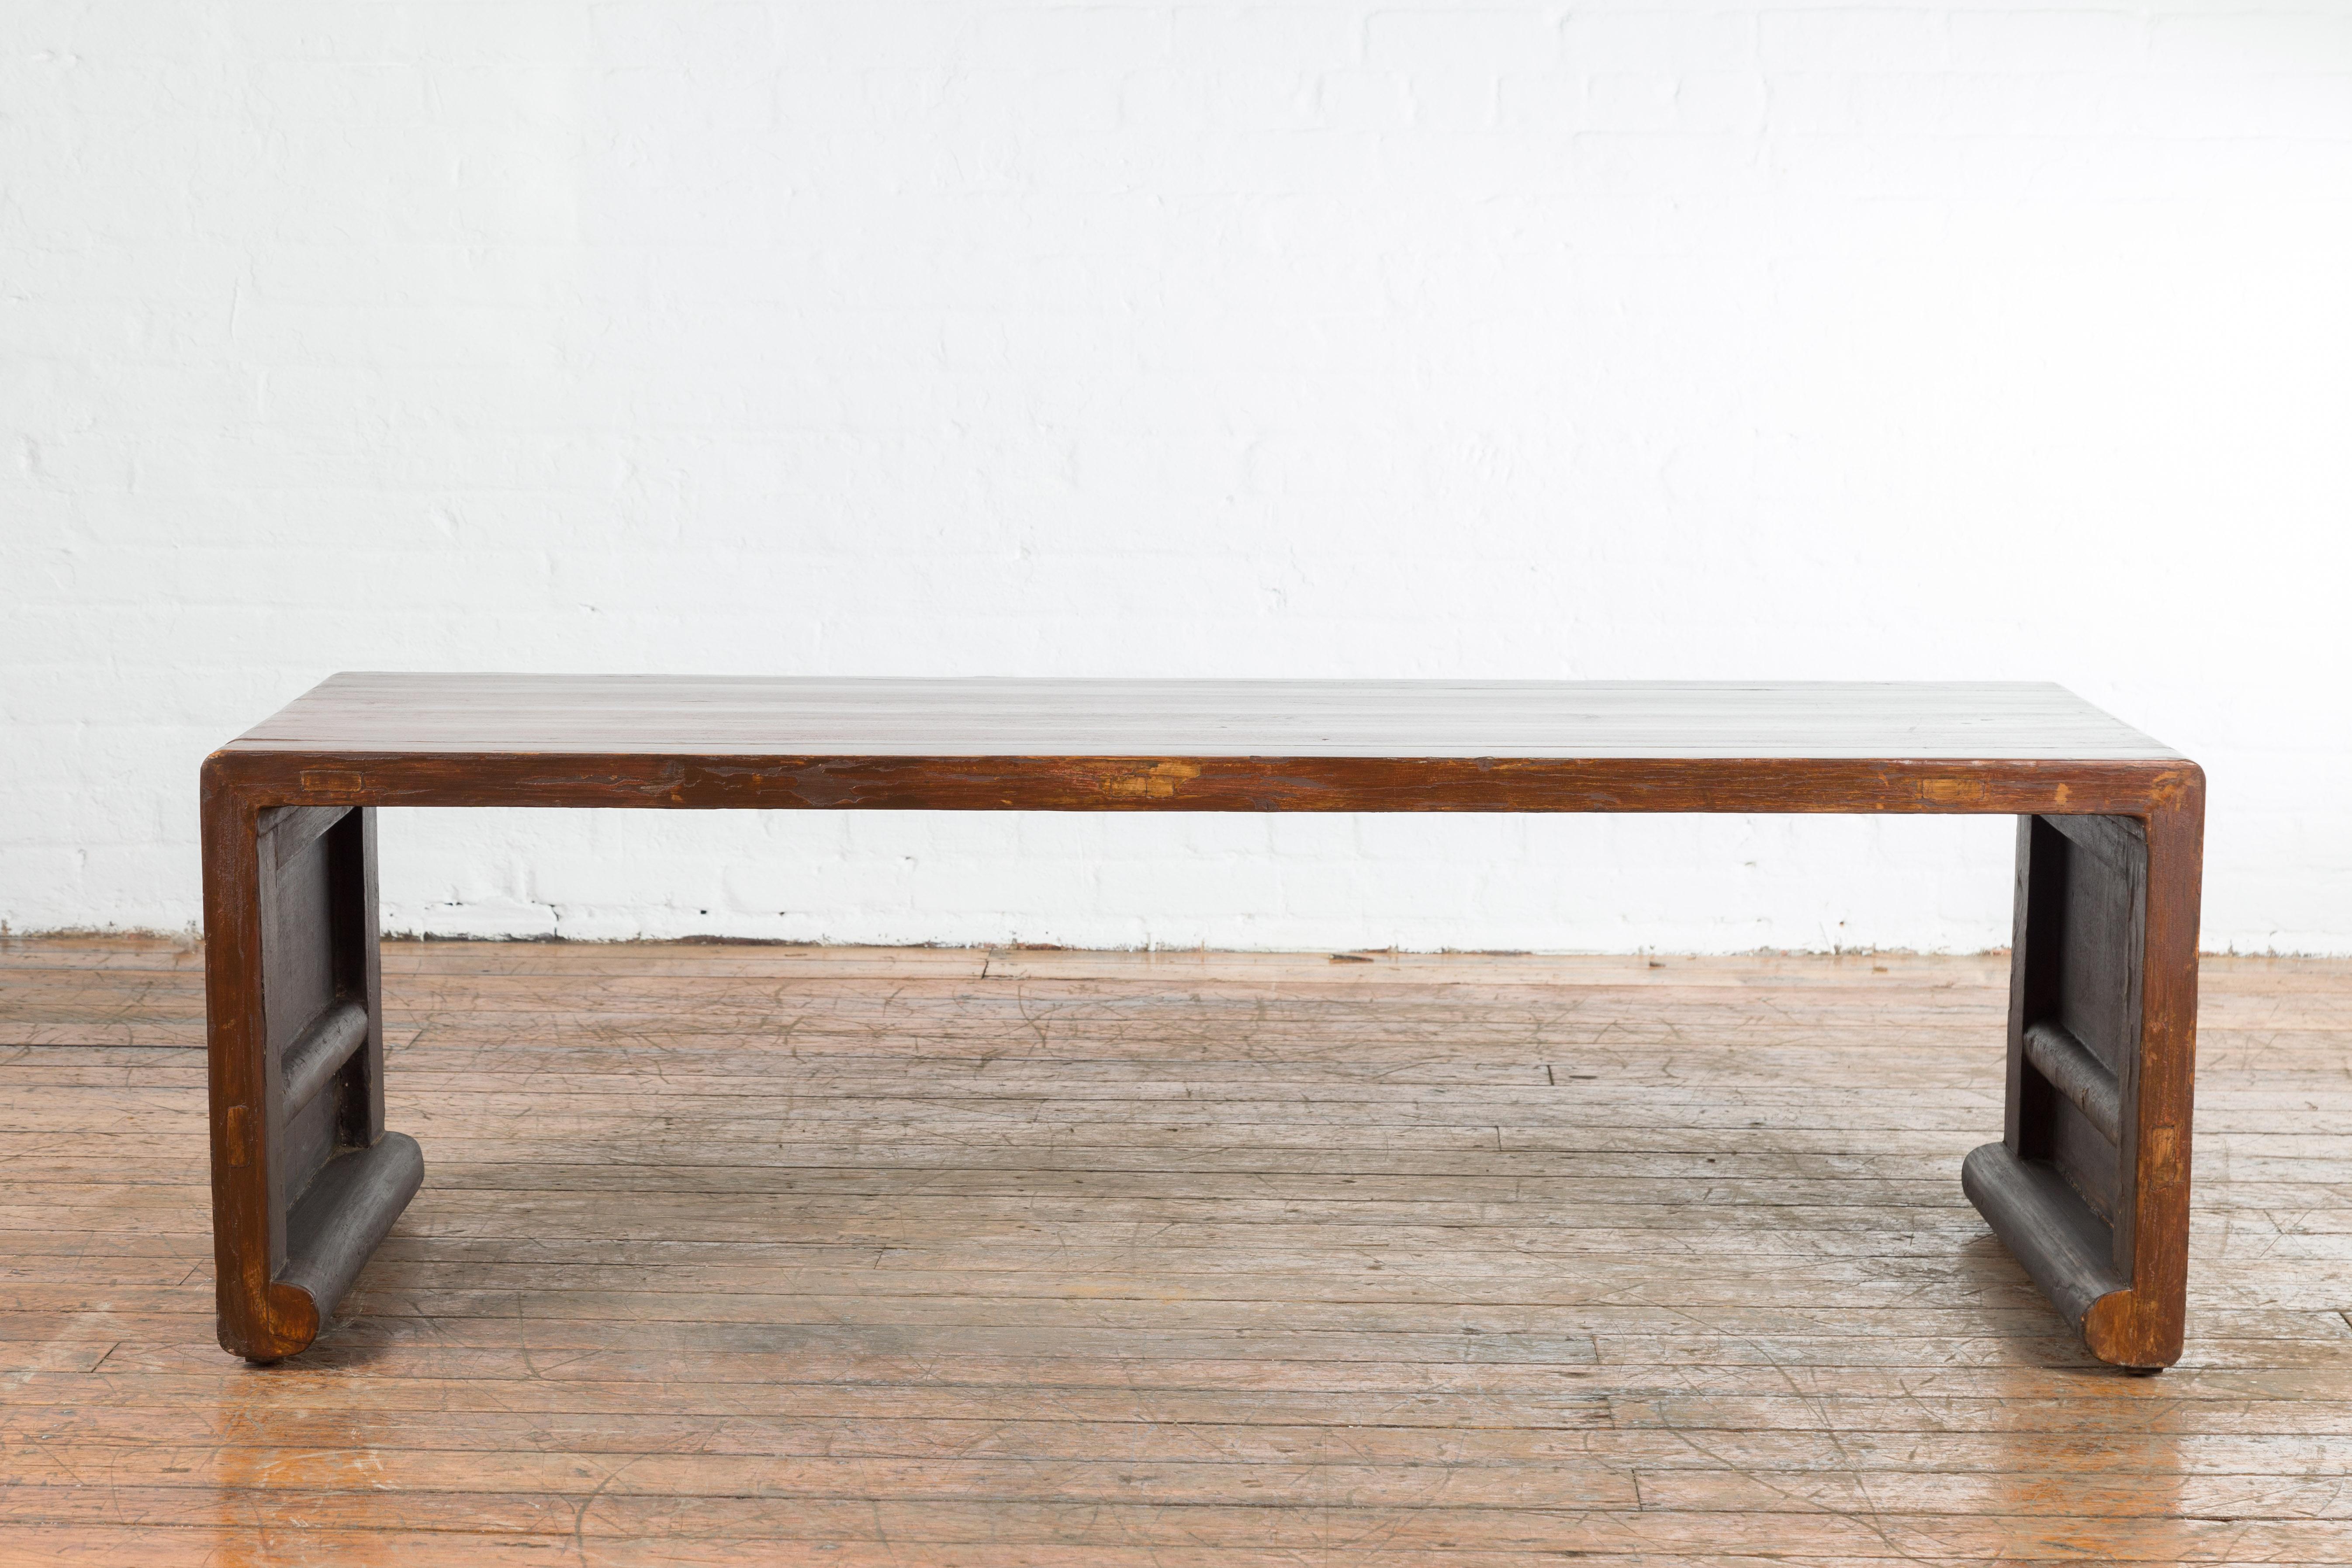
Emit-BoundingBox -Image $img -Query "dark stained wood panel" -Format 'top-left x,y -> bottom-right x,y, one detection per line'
225,674 -> 2179,761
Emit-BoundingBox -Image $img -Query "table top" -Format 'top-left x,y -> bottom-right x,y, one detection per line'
226,673 -> 2178,761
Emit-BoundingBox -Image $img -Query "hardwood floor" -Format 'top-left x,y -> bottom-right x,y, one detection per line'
4,936 -> 2350,1565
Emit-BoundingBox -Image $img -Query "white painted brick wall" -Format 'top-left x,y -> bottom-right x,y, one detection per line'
5,2 -> 2350,953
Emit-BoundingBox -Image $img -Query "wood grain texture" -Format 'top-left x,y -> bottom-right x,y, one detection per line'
229,673 -> 2182,759
9,936 -> 2343,1566
2121,779 -> 2204,1367
204,798 -> 404,1364
2021,1020 -> 2121,1145
204,675 -> 2202,822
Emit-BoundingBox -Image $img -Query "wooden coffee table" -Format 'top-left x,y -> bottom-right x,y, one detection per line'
201,675 -> 2203,1367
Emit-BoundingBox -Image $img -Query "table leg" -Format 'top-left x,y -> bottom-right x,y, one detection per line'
1965,792 -> 2203,1369
204,778 -> 422,1362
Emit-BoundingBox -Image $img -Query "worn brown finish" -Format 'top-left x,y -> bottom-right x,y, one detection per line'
199,675 -> 2204,1368
8,938 -> 2343,1565
202,786 -> 419,1363
230,673 -> 2184,758
1967,792 -> 2205,1370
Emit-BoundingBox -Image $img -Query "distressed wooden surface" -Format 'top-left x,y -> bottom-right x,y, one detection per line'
5,935 -> 2351,1565
202,674 -> 2203,822
228,674 -> 2179,759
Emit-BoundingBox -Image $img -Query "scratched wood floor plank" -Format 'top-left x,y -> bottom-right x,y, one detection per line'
2,936 -> 2350,1565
